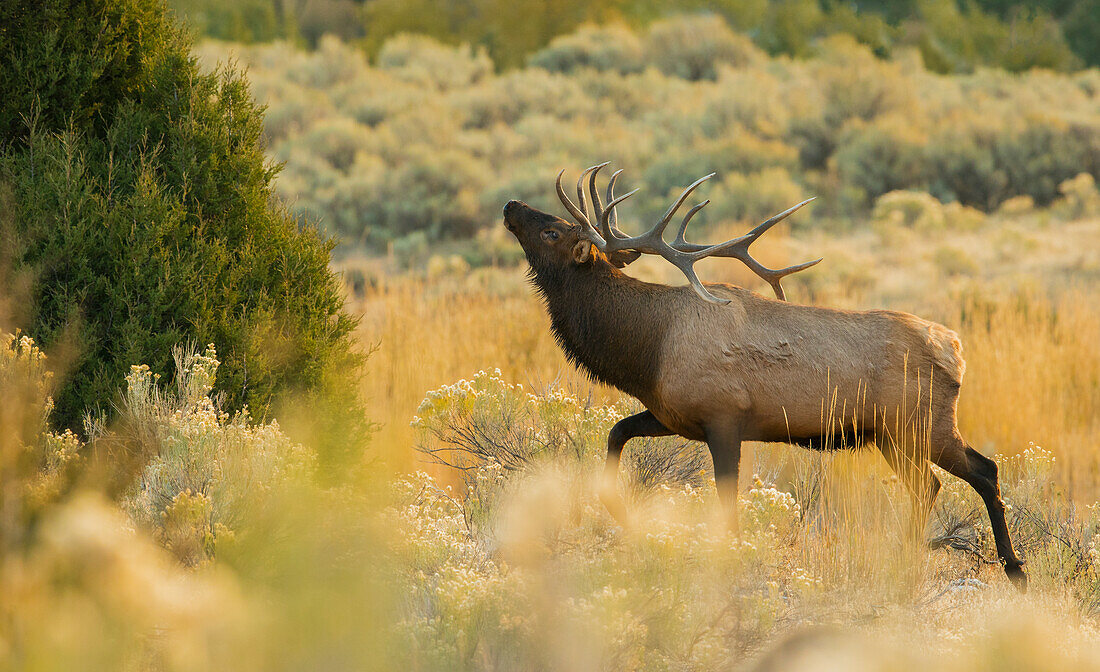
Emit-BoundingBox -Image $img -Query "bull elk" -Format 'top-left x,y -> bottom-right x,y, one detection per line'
502,163 -> 1027,591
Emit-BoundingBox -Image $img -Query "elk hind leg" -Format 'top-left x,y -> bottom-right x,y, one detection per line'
878,441 -> 941,544
933,432 -> 1027,591
601,411 -> 674,525
705,423 -> 743,535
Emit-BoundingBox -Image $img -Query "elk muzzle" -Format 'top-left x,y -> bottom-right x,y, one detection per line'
503,200 -> 528,234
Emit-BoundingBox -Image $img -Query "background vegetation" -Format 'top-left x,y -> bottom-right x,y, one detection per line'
170,0 -> 1100,70
192,24 -> 1099,265
1,0 -> 1099,670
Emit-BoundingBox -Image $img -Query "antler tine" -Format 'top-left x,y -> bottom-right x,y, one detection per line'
604,169 -> 628,240
673,200 -> 710,248
556,169 -> 590,228
657,173 -> 717,233
723,252 -> 822,301
740,197 -> 816,246
602,173 -> 716,252
587,162 -> 610,228
597,187 -> 642,243
576,164 -> 604,225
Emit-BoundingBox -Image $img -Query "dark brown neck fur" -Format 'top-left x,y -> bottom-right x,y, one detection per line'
529,258 -> 674,401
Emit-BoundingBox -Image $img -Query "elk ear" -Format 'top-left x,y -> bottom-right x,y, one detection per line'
606,249 -> 642,268
571,240 -> 593,264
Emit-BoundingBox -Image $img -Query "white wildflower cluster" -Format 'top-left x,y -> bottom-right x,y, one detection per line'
563,584 -> 648,663
122,345 -> 313,564
412,368 -> 515,427
788,566 -> 823,592
741,475 -> 802,539
996,442 -> 1057,486
387,471 -> 480,571
1018,442 -> 1057,481
936,463 -> 980,510
464,459 -> 507,532
387,470 -> 533,667
1087,538 -> 1100,573
644,520 -> 725,557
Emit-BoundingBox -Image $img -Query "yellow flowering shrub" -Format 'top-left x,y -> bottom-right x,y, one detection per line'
0,332 -> 86,549
122,345 -> 314,565
413,369 -> 708,510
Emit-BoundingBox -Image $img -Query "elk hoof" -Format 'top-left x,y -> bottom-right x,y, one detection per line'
1006,564 -> 1028,593
598,489 -> 629,528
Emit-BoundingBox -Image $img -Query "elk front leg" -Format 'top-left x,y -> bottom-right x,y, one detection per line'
601,410 -> 674,524
934,437 -> 1027,592
705,423 -> 743,535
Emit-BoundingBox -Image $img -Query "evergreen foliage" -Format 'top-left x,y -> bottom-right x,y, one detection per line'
0,0 -> 364,472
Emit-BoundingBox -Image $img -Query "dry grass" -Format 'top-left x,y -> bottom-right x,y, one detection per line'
350,270 -> 615,467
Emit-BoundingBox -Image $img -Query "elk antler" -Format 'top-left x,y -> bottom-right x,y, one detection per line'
556,164 -> 822,304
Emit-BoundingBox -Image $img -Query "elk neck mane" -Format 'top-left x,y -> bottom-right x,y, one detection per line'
528,258 -> 674,401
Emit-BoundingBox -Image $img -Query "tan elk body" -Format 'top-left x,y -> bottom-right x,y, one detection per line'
642,284 -> 965,446
503,164 -> 1026,590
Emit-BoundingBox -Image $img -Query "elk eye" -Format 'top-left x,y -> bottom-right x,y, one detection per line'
542,229 -> 560,242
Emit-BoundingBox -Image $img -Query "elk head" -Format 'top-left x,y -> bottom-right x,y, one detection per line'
502,199 -> 641,274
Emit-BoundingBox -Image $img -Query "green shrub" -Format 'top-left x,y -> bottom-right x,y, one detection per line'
168,0 -> 284,43
933,245 -> 979,278
0,0 -> 364,472
994,117 -> 1091,206
996,194 -> 1036,217
529,23 -> 645,75
294,0 -> 364,47
644,14 -> 763,81
359,148 -> 490,243
943,201 -> 987,230
0,0 -> 178,145
1053,173 -> 1100,219
376,34 -> 492,91
911,0 -> 1077,73
925,120 -> 1006,209
834,118 -> 928,204
812,35 -> 915,127
872,190 -> 946,231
